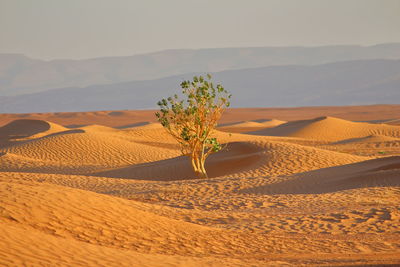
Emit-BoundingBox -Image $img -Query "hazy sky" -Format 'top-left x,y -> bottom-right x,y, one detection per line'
1,0 -> 399,60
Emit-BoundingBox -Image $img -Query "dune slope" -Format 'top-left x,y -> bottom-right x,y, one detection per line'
0,222 -> 249,267
245,156 -> 400,194
0,121 -> 180,174
92,140 -> 367,180
218,119 -> 286,133
2,174 -> 400,266
252,116 -> 400,141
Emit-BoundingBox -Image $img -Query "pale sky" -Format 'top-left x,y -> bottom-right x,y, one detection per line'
1,0 -> 399,60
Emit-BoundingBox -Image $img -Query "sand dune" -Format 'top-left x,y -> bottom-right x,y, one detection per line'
92,140 -> 367,180
2,173 -> 399,266
218,119 -> 286,133
333,134 -> 400,145
0,152 -> 96,174
1,223 -> 249,267
1,113 -> 400,266
244,156 -> 400,194
259,119 -> 287,127
319,134 -> 400,157
219,121 -> 267,128
0,119 -> 72,148
0,119 -> 366,177
0,180 -> 216,251
1,105 -> 399,128
252,116 -> 400,141
0,121 -> 181,174
0,119 -> 68,139
0,178 -> 262,266
217,121 -> 268,133
129,122 -> 165,130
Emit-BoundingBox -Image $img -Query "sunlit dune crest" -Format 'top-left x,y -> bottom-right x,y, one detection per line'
252,116 -> 400,141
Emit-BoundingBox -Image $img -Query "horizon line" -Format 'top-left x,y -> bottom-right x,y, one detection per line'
1,42 -> 400,62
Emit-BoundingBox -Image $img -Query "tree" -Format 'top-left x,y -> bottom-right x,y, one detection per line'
156,74 -> 231,178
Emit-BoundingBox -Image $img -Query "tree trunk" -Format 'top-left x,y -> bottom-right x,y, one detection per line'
200,159 -> 208,178
191,156 -> 199,173
199,143 -> 208,178
190,152 -> 208,178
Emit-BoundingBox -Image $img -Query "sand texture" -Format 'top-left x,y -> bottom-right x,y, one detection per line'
1,107 -> 400,266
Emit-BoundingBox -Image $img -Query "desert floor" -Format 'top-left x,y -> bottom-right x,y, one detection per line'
0,105 -> 399,266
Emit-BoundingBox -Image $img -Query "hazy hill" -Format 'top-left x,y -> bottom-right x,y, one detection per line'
1,43 -> 400,96
0,59 -> 399,113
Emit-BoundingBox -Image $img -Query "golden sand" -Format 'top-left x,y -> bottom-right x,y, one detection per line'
1,108 -> 399,266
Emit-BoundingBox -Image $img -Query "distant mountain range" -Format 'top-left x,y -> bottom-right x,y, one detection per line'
0,59 -> 399,113
1,43 -> 400,97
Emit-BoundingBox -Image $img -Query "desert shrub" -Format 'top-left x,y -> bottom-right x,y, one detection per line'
156,74 -> 231,178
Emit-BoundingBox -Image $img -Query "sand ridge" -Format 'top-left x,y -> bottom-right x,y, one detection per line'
252,116 -> 400,141
0,119 -> 75,148
1,104 -> 399,127
218,119 -> 287,133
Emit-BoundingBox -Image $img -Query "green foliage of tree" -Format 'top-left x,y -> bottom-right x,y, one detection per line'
155,74 -> 231,178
